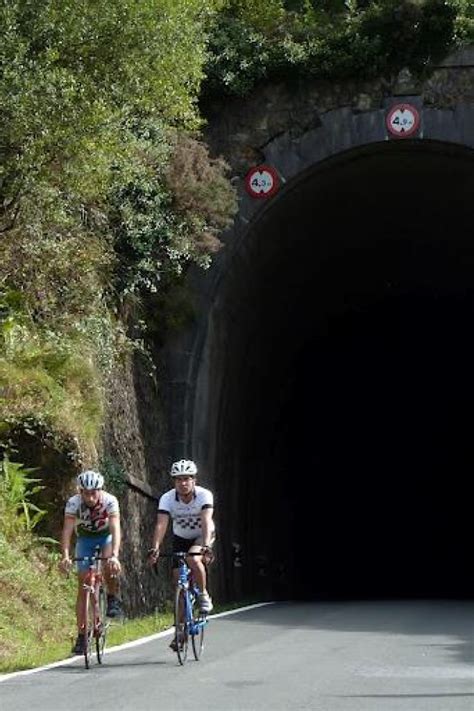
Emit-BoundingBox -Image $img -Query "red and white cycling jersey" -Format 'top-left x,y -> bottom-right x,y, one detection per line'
65,491 -> 119,537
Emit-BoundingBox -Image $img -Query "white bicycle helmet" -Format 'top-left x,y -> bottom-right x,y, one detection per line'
77,470 -> 104,490
170,459 -> 198,477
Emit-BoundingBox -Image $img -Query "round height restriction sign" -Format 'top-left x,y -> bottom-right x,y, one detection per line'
386,103 -> 420,138
245,165 -> 279,198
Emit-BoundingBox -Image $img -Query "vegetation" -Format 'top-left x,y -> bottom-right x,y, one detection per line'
0,1 -> 235,673
0,533 -> 77,672
0,454 -> 72,670
204,0 -> 474,97
0,457 -> 46,536
0,0 -> 236,460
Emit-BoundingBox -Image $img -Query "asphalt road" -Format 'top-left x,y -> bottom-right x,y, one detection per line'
1,600 -> 473,711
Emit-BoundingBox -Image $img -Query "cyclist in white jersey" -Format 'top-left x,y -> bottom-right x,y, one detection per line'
148,459 -> 215,617
59,470 -> 122,654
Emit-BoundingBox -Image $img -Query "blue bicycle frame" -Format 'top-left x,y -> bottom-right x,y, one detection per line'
167,551 -> 209,665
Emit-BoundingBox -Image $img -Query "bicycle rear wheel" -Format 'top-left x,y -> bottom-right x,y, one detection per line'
96,586 -> 108,664
174,586 -> 189,665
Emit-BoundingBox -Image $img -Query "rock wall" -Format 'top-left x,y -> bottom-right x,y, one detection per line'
101,349 -> 172,615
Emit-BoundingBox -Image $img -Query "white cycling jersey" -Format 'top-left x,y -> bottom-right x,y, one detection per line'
158,485 -> 214,540
65,491 -> 119,537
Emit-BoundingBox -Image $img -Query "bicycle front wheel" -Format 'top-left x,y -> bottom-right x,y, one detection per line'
174,586 -> 189,665
96,586 -> 108,664
191,598 -> 205,661
84,593 -> 94,670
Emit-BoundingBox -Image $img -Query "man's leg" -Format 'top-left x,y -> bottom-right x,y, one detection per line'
101,539 -> 121,617
188,536 -> 215,613
71,574 -> 89,653
75,572 -> 89,630
72,539 -> 90,654
187,546 -> 207,593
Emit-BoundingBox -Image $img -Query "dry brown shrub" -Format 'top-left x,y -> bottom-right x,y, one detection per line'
166,134 -> 237,255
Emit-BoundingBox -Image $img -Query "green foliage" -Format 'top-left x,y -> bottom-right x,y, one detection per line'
0,289 -> 104,452
452,0 -> 474,42
0,1 -> 236,457
109,125 -> 237,296
100,454 -> 127,496
204,0 -> 472,96
0,0 -> 229,289
0,456 -> 46,537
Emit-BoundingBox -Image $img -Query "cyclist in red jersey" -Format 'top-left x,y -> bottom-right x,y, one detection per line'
60,470 -> 122,654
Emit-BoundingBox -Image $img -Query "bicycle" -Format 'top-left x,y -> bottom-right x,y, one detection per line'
161,552 -> 209,665
72,548 -> 109,669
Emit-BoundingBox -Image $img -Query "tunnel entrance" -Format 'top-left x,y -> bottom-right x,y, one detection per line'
286,285 -> 473,600
205,140 -> 474,601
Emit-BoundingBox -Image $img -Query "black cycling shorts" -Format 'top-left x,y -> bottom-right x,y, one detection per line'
171,533 -> 214,568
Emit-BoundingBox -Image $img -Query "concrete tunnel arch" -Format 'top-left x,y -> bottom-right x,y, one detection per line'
159,71 -> 474,601
184,136 -> 474,602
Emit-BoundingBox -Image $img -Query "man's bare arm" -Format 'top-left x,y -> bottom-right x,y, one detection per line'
151,512 -> 169,551
61,516 -> 76,559
200,507 -> 214,548
109,514 -> 121,558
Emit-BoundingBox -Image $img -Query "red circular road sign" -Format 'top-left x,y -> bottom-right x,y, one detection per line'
245,165 -> 280,198
386,103 -> 420,138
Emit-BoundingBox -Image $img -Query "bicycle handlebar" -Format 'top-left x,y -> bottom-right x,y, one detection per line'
72,556 -> 109,562
156,551 -> 205,558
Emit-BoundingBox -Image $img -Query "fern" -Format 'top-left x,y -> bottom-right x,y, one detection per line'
0,456 -> 47,537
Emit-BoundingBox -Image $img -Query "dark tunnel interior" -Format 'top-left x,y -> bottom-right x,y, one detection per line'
206,140 -> 474,601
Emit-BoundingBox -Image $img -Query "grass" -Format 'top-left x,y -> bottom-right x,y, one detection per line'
0,534 -> 77,672
106,609 -> 174,648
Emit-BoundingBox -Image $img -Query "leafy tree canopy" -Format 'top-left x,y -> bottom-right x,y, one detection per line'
204,0 -> 474,96
0,0 -> 236,456
0,0 -> 225,236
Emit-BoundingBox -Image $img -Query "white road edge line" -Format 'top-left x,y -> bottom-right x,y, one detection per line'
0,601 -> 275,682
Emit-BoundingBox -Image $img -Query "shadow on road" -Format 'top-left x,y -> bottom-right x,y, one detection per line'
215,600 -> 474,666
46,659 -> 168,674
